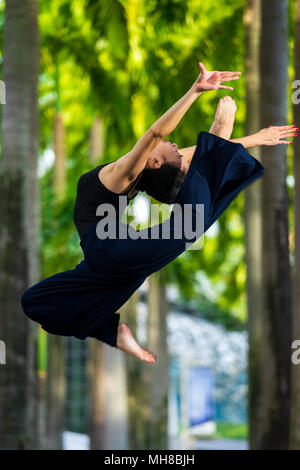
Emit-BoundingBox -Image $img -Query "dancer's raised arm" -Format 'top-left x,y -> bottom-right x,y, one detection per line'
99,63 -> 241,193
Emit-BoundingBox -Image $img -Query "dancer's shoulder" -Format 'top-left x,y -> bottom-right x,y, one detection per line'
77,164 -> 109,187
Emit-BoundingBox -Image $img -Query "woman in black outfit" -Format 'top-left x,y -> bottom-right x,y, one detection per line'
21,62 -> 297,363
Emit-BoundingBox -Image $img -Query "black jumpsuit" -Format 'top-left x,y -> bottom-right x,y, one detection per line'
21,131 -> 265,347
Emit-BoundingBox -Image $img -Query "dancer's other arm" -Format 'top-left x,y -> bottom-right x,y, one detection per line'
229,125 -> 298,148
179,125 -> 298,164
100,62 -> 241,193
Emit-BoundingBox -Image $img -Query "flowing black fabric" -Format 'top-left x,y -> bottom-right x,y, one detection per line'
21,131 -> 265,347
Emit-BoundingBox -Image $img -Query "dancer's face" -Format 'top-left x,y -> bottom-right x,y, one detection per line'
147,141 -> 189,174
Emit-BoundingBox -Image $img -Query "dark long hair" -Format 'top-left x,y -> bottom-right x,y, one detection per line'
136,163 -> 186,204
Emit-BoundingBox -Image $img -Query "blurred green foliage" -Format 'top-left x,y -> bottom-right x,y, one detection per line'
215,422 -> 248,440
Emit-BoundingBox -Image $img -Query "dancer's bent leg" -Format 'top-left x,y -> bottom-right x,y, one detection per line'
21,263 -> 156,361
209,96 -> 237,139
21,266 -> 125,348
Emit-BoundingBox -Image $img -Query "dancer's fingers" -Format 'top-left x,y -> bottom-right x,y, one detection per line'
279,129 -> 298,137
278,130 -> 298,135
282,133 -> 298,138
220,76 -> 240,83
218,85 -> 234,90
272,125 -> 297,130
278,140 -> 293,144
279,126 -> 298,132
221,76 -> 240,81
280,129 -> 299,135
224,74 -> 240,78
220,71 -> 242,76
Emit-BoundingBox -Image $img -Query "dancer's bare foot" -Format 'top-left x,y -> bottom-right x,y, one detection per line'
209,96 -> 237,139
116,322 -> 157,363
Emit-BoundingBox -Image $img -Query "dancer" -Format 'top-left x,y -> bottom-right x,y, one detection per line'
21,62 -> 297,363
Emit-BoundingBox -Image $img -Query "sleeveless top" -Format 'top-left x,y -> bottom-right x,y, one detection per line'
73,163 -> 141,240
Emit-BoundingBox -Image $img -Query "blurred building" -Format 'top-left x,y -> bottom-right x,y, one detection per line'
63,294 -> 247,445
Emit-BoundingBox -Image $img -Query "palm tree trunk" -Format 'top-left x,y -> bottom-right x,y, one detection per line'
290,0 -> 300,450
243,0 -> 264,449
145,272 -> 168,449
123,290 -> 150,450
45,58 -> 67,449
53,59 -> 66,200
87,338 -> 106,449
0,0 -> 40,449
45,335 -> 66,449
87,321 -> 128,449
259,0 -> 292,449
53,113 -> 66,199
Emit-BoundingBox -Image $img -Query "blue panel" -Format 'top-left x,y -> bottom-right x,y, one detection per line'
187,367 -> 215,426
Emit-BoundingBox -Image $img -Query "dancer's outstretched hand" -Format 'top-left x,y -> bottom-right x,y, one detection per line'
191,62 -> 242,93
256,125 -> 299,145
